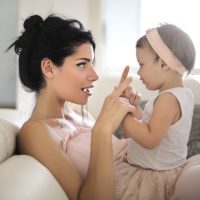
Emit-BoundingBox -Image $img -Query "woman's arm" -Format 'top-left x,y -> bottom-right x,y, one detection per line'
18,77 -> 134,200
79,127 -> 114,200
79,77 -> 135,200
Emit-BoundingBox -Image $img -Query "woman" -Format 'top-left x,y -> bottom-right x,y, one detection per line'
8,14 -> 135,200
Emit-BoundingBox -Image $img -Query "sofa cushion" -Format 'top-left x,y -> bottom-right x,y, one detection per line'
0,119 -> 19,163
187,104 -> 200,158
0,155 -> 68,200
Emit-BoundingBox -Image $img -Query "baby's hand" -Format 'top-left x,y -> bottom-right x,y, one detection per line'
122,85 -> 141,107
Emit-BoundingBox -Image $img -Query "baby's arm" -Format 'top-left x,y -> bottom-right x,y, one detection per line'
122,92 -> 181,149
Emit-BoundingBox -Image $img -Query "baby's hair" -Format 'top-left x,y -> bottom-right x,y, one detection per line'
7,14 -> 95,92
136,23 -> 196,74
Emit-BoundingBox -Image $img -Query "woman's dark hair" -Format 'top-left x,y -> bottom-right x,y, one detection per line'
7,14 -> 95,92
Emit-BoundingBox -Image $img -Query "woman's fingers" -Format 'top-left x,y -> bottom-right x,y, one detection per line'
95,74 -> 135,134
119,66 -> 130,97
113,76 -> 132,97
118,66 -> 141,106
103,96 -> 135,131
118,97 -> 136,113
119,65 -> 130,84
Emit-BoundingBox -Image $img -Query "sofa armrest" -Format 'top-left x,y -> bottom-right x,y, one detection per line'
0,155 -> 68,200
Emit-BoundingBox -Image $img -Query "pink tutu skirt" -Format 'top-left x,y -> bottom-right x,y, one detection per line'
112,139 -> 200,200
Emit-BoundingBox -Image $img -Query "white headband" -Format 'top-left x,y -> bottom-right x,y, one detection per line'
146,28 -> 186,75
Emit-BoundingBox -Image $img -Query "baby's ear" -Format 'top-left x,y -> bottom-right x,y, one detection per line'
161,60 -> 170,71
41,58 -> 55,78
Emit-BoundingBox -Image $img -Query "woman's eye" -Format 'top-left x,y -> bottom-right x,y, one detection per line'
77,62 -> 86,68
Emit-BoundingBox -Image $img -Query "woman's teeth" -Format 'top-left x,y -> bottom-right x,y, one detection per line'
81,88 -> 90,93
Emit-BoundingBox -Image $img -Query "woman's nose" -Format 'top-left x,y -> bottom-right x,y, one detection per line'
88,67 -> 99,82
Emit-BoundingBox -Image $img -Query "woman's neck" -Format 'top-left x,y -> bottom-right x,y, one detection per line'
33,90 -> 67,120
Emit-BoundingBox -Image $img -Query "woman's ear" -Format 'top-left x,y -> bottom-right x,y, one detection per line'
41,58 -> 55,78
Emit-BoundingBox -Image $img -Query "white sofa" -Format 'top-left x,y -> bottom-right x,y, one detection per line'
0,119 -> 68,200
0,76 -> 200,200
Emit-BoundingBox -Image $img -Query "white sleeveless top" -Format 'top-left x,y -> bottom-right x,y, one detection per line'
127,87 -> 194,170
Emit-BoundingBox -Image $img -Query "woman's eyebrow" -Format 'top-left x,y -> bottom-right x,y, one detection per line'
76,58 -> 91,62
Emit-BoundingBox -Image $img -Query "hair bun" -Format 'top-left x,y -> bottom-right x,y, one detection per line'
24,15 -> 44,33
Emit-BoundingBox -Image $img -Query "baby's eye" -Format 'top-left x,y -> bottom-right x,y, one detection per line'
77,62 -> 87,68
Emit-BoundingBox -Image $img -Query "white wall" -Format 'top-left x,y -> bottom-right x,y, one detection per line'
0,0 -> 18,108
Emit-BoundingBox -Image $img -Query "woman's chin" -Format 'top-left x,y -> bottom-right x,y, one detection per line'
74,99 -> 88,106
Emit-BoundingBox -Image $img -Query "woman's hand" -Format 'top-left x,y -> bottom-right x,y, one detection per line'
119,66 -> 141,107
93,76 -> 135,135
118,66 -> 143,120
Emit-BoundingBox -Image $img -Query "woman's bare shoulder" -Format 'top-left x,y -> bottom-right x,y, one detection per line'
20,118 -> 60,136
17,119 -> 62,154
20,119 -> 42,133
17,119 -> 82,199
